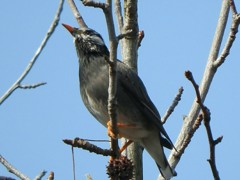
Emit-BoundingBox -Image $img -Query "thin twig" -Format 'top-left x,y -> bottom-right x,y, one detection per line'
63,138 -> 114,156
71,147 -> 76,180
46,172 -> 54,180
176,114 -> 203,158
229,0 -> 237,15
162,86 -> 184,124
33,170 -> 47,180
117,29 -> 133,41
80,0 -> 120,159
114,0 -> 124,54
0,154 -> 30,180
0,176 -> 16,180
185,70 -> 222,180
103,0 -> 120,162
164,1 -> 230,175
0,0 -> 64,105
114,0 -> 124,32
214,1 -> 240,67
81,0 -> 106,9
18,82 -> 47,89
85,174 -> 93,180
81,138 -> 110,142
67,0 -> 88,28
185,71 -> 205,110
137,30 -> 145,48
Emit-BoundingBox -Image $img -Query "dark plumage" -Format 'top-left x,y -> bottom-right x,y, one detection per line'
63,23 -> 176,179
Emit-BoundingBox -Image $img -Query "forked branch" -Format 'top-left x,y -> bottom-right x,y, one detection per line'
185,70 -> 223,180
0,0 -> 64,105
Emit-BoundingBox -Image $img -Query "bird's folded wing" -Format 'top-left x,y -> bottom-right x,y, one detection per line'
117,61 -> 174,149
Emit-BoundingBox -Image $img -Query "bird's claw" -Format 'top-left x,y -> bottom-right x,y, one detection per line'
107,121 -> 120,139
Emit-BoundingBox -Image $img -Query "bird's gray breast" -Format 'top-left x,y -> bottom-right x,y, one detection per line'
79,56 -> 109,127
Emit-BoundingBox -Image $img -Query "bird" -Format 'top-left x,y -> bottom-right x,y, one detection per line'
62,23 -> 176,179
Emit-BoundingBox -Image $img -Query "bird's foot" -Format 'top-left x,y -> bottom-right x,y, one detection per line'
107,121 -> 137,139
119,140 -> 133,153
107,121 -> 121,139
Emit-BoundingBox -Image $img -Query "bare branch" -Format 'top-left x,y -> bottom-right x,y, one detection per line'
18,82 -> 47,89
163,2 -> 231,178
204,116 -> 222,180
33,170 -> 47,180
63,138 -> 114,156
162,86 -> 183,124
185,70 -> 222,180
0,176 -> 16,180
114,0 -> 124,32
0,0 -> 64,105
46,172 -> 54,180
176,114 -> 203,158
116,29 -> 133,41
79,0 -> 120,160
229,0 -> 237,15
102,0 -> 120,162
114,0 -> 124,55
0,154 -> 30,180
214,1 -> 240,67
121,0 -> 139,70
85,174 -> 93,180
137,30 -> 145,48
81,0 -> 106,9
67,0 -> 88,28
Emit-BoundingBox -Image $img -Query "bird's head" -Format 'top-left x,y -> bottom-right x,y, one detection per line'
62,23 -> 109,57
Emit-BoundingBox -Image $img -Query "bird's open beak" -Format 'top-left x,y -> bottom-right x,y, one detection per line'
62,23 -> 75,34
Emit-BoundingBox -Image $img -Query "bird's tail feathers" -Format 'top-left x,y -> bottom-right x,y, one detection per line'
157,162 -> 176,180
141,134 -> 176,179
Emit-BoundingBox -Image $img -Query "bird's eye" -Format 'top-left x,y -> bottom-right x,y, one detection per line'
85,30 -> 92,35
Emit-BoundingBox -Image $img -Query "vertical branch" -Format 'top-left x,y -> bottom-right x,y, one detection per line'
114,0 -> 124,33
185,71 -> 223,180
114,0 -> 124,53
67,0 -> 88,28
119,1 -> 142,180
81,0 -> 120,159
103,0 -> 120,159
122,0 -> 139,71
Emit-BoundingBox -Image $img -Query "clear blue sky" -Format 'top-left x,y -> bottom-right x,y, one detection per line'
1,1 -> 240,179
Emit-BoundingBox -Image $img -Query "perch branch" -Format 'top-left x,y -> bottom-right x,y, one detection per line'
114,0 -> 124,53
81,0 -> 120,159
0,0 -> 64,105
162,86 -> 184,124
102,0 -> 120,160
